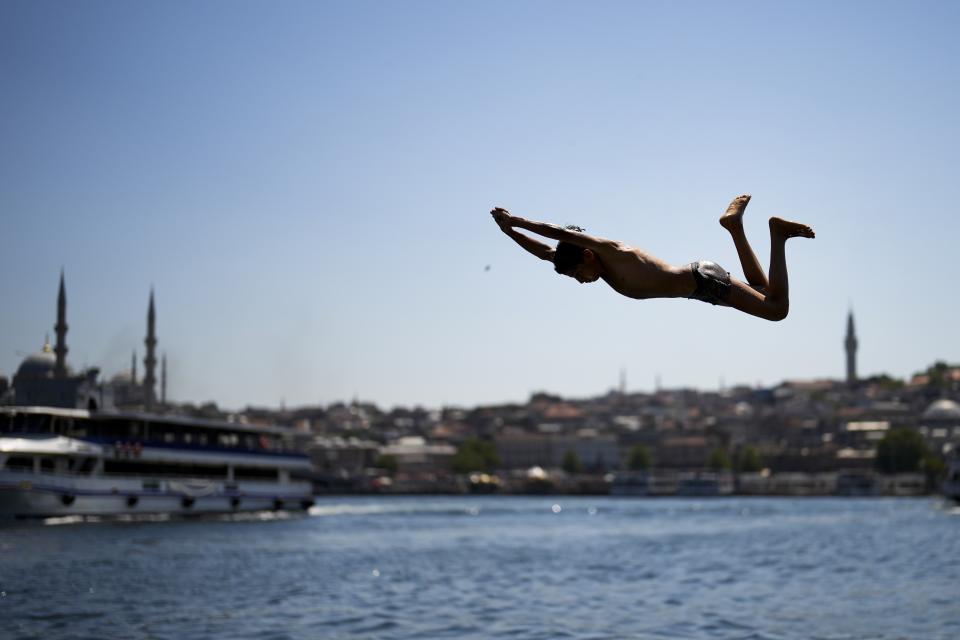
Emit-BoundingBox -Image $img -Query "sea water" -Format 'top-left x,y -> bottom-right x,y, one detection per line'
1,497 -> 958,639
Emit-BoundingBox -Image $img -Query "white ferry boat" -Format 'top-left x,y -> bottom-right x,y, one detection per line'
0,406 -> 314,519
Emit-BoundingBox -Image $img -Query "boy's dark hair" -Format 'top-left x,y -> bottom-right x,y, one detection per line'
553,225 -> 586,274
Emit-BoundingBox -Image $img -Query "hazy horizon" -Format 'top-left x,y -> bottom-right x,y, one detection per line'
3,1 -> 958,410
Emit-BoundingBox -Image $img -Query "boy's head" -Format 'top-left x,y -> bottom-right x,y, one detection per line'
553,226 -> 602,283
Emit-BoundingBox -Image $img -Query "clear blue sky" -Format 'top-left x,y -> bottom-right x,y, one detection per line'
2,1 -> 958,410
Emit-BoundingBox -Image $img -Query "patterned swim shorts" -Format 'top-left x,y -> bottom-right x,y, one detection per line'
688,261 -> 731,305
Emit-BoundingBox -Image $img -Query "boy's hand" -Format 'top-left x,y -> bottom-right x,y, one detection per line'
490,207 -> 513,230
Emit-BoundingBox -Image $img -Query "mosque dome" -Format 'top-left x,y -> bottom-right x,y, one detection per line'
15,343 -> 56,380
922,399 -> 960,421
110,369 -> 135,385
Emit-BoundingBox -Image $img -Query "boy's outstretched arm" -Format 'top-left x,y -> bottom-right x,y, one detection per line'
492,207 -> 617,252
491,207 -> 555,261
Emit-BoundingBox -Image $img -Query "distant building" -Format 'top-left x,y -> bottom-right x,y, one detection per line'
309,436 -> 380,475
380,436 -> 456,474
110,367 -> 144,408
655,435 -> 712,470
7,272 -> 163,412
11,340 -> 103,409
108,290 -> 164,411
495,429 -> 620,472
919,398 -> 960,455
9,273 -> 104,409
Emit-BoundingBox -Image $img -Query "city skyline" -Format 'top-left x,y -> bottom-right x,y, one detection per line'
1,270 -> 946,410
3,1 -> 958,408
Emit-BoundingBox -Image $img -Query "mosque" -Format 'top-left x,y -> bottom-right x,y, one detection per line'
0,272 -> 166,412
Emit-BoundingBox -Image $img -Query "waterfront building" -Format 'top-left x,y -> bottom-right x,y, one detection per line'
11,340 -> 103,409
495,428 -> 620,472
380,436 -> 456,474
876,473 -> 927,496
494,430 -> 556,470
109,367 -> 143,408
309,436 -> 380,475
5,274 -> 164,413
655,435 -> 713,470
9,273 -> 104,409
918,398 -> 960,454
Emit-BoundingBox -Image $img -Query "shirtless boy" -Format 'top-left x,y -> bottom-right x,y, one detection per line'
491,195 -> 814,321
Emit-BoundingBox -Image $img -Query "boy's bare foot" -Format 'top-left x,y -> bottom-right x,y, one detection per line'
770,216 -> 815,239
720,194 -> 751,231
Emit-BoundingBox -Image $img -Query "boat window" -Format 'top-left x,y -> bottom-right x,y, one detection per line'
84,419 -> 102,438
5,456 -> 33,471
72,458 -> 97,475
64,418 -> 88,438
218,432 -> 239,448
24,413 -> 45,433
235,466 -> 279,480
91,418 -> 126,440
111,420 -> 132,440
11,413 -> 52,434
197,433 -> 208,446
39,457 -> 55,473
105,460 -> 229,478
67,425 -> 88,438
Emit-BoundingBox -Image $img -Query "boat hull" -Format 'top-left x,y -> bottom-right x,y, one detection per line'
0,471 -> 313,519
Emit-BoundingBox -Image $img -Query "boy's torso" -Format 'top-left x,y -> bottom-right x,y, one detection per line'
599,245 -> 695,300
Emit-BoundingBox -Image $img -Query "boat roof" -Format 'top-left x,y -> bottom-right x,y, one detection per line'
1,406 -> 297,436
0,434 -> 310,468
0,435 -> 103,456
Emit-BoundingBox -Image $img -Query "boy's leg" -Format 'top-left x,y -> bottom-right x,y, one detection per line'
766,216 -> 814,308
720,194 -> 769,291
723,216 -> 814,321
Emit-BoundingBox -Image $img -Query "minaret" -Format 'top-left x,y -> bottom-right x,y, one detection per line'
143,290 -> 157,409
844,310 -> 858,386
161,352 -> 167,406
54,270 -> 68,378
131,350 -> 137,384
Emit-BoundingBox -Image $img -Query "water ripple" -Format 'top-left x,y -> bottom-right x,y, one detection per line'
2,497 -> 959,639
